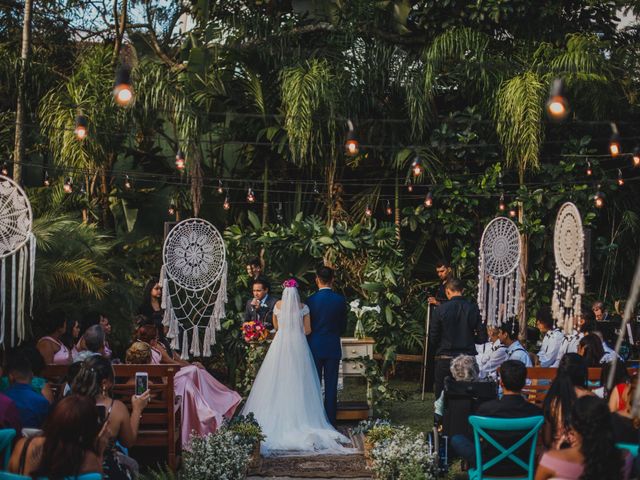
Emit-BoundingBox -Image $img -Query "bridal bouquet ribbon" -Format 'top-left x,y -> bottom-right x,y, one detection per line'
242,320 -> 269,344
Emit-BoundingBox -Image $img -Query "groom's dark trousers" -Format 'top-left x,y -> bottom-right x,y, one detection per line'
306,288 -> 348,425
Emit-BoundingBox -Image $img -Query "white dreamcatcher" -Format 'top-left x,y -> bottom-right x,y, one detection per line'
0,175 -> 36,347
478,217 -> 521,327
552,202 -> 585,333
160,218 -> 227,359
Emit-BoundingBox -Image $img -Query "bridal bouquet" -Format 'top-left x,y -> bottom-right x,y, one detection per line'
349,299 -> 381,339
241,320 -> 269,344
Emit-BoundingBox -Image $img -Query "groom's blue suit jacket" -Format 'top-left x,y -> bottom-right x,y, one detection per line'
306,288 -> 348,360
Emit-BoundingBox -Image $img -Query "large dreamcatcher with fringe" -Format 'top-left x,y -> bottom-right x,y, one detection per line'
552,202 -> 585,332
478,217 -> 521,327
0,175 -> 36,346
160,218 -> 227,359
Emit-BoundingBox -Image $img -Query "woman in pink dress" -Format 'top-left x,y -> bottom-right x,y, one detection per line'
535,396 -> 632,480
37,311 -> 72,365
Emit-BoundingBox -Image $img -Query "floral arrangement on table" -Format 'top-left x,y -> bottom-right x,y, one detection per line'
349,299 -> 381,339
369,427 -> 438,480
183,429 -> 253,480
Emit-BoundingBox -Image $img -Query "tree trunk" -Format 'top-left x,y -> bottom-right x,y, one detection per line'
394,176 -> 401,241
518,202 -> 528,342
112,0 -> 128,64
261,158 -> 269,226
13,0 -> 33,185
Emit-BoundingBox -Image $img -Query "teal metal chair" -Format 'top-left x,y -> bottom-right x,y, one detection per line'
0,429 -> 16,469
468,415 -> 544,480
616,442 -> 639,458
0,472 -> 101,480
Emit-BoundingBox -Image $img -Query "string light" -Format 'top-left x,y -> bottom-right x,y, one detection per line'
365,204 -> 373,217
594,187 -> 605,208
247,187 -> 256,203
617,169 -> 624,186
175,149 -> 186,171
406,180 -> 414,193
546,78 -> 569,121
43,170 -> 50,187
586,160 -> 593,176
509,206 -> 518,218
411,156 -> 424,177
74,114 -> 88,140
497,172 -> 503,188
217,180 -> 224,194
63,177 -> 73,194
124,175 -> 132,190
632,146 -> 640,167
113,66 -> 134,106
223,196 -> 230,210
345,119 -> 359,156
385,200 -> 393,215
1,163 -> 9,176
276,202 -> 284,221
609,123 -> 621,157
424,190 -> 433,208
498,193 -> 506,211
168,202 -> 176,216
313,181 -> 320,195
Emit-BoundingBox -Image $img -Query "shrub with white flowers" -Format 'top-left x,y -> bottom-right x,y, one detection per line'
370,428 -> 438,480
182,429 -> 252,480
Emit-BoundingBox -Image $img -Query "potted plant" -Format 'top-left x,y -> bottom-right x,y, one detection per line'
225,413 -> 266,470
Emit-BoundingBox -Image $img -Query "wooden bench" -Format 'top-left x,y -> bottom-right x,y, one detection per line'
523,367 -> 637,406
42,364 -> 182,470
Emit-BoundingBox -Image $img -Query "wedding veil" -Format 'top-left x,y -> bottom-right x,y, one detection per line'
278,284 -> 304,334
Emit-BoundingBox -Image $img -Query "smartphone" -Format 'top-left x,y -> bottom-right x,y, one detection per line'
96,405 -> 107,426
135,372 -> 148,397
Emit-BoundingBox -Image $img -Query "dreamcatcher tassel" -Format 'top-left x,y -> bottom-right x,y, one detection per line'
17,245 -> 26,343
190,327 -> 201,356
180,331 -> 190,360
28,233 -> 35,315
202,326 -> 212,357
0,258 -> 4,344
170,331 -> 180,350
10,255 -> 15,346
160,265 -> 168,309
167,311 -> 179,339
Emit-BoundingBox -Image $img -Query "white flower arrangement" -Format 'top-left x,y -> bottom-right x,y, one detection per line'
182,429 -> 252,480
370,428 -> 438,480
350,299 -> 381,319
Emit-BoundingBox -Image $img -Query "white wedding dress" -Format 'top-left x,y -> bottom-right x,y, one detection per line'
242,286 -> 352,455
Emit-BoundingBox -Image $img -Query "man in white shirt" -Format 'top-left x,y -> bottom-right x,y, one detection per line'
498,322 -> 532,367
476,326 -> 507,380
535,308 -> 563,367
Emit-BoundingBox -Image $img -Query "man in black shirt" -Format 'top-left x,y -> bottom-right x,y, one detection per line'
430,278 -> 486,398
428,260 -> 453,306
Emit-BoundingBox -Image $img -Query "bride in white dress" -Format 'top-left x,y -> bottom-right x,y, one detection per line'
242,279 -> 352,455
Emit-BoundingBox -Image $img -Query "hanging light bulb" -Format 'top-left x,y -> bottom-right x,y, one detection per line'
594,187 -> 605,209
609,123 -> 621,157
497,172 -> 503,189
586,160 -> 593,176
217,180 -> 224,194
168,201 -> 176,216
63,177 -> 73,194
345,119 -> 359,156
509,206 -> 518,218
276,202 -> 284,222
546,78 -> 569,120
313,181 -> 320,195
385,200 -> 393,215
74,114 -> 88,140
411,156 -> 423,177
124,175 -> 132,190
406,180 -> 414,193
113,66 -> 134,106
365,204 -> 373,217
1,163 -> 9,176
223,196 -> 230,210
247,187 -> 256,203
43,170 -> 50,187
424,190 -> 433,208
175,149 -> 186,171
632,146 -> 640,167
498,193 -> 506,211
617,169 -> 625,186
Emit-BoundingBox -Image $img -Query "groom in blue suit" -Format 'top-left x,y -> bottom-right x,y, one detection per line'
306,265 -> 347,425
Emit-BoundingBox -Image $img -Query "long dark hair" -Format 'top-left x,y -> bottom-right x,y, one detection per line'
571,396 -> 624,480
71,356 -> 114,398
543,353 -> 587,441
141,277 -> 159,309
32,394 -> 100,478
579,334 -> 605,367
599,359 -> 630,400
60,318 -> 78,350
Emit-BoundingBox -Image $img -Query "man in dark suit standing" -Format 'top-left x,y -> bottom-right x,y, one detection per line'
244,277 -> 278,330
306,265 -> 347,425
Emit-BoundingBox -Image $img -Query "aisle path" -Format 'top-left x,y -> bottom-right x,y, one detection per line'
248,453 -> 371,478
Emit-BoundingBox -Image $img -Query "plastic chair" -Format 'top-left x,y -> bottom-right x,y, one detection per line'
0,428 -> 16,469
616,442 -> 639,458
468,415 -> 544,480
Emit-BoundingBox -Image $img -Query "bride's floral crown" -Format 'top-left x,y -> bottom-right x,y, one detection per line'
282,278 -> 298,288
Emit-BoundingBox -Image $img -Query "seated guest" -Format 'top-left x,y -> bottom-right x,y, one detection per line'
498,322 -> 532,367
61,317 -> 80,353
543,353 -> 593,449
36,310 -> 72,365
0,346 -> 54,403
535,307 -> 563,367
476,326 -> 507,380
435,354 -> 481,416
3,353 -> 50,428
244,277 -> 278,330
75,325 -> 106,362
578,334 -> 605,367
592,300 -> 611,322
450,360 -> 541,476
134,319 -> 188,366
0,366 -> 21,432
603,359 -> 631,408
8,395 -> 109,477
554,310 -> 596,366
536,396 -> 632,480
611,375 -> 640,443
80,312 -> 113,359
72,356 -> 150,479
125,341 -> 242,448
246,257 -> 263,280
593,330 -> 619,363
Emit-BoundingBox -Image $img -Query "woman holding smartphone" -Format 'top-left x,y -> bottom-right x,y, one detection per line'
72,356 -> 150,480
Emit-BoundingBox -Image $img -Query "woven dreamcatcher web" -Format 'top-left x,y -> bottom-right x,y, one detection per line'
478,217 -> 522,327
552,202 -> 585,333
0,175 -> 36,347
160,218 -> 227,359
